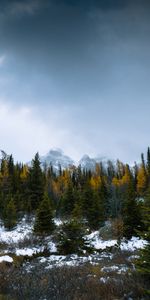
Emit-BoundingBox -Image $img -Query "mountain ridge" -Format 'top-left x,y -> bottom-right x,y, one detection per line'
39,148 -> 108,171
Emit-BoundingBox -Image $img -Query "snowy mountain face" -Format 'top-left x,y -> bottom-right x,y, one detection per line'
79,155 -> 98,170
40,149 -> 74,171
78,154 -> 108,171
39,149 -> 108,171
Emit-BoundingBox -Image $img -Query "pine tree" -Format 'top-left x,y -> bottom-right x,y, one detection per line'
136,187 -> 150,295
60,181 -> 75,217
4,197 -> 17,229
28,153 -> 44,210
57,218 -> 86,255
123,176 -> 142,239
146,147 -> 150,183
81,181 -> 105,229
34,194 -> 55,235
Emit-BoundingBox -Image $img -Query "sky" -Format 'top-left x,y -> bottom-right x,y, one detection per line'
0,0 -> 150,163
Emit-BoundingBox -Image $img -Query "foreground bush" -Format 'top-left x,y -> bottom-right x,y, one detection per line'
0,261 -> 149,300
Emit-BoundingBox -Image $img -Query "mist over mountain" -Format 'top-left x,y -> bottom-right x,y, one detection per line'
39,148 -> 108,171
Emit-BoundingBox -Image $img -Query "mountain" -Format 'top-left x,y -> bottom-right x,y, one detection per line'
78,154 -> 108,171
38,149 -> 108,171
78,154 -> 97,170
40,148 -> 74,171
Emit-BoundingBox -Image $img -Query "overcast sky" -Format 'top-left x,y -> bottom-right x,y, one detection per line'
0,0 -> 150,163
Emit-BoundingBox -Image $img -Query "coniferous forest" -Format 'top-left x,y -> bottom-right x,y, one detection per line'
0,148 -> 150,299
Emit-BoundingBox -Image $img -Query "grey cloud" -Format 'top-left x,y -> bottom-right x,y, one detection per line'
0,0 -> 150,162
8,0 -> 41,16
0,0 -> 43,17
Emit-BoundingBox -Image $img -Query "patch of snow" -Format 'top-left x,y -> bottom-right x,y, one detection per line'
47,255 -> 66,262
0,217 -> 33,244
101,265 -> 119,272
100,276 -> 110,283
0,255 -> 13,263
37,253 -> 114,269
16,248 -> 38,256
100,253 -> 113,259
128,255 -> 139,261
101,264 -> 129,274
48,241 -> 57,253
53,218 -> 63,226
86,231 -> 117,250
117,265 -> 129,274
86,232 -> 147,252
120,237 -> 147,252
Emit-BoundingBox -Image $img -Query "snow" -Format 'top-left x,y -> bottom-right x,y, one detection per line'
86,231 -> 147,252
100,277 -> 110,283
86,231 -> 117,250
16,248 -> 40,256
0,255 -> 13,263
0,218 -> 148,270
0,217 -> 33,244
15,241 -> 57,256
53,218 -> 63,226
37,253 -> 113,269
38,254 -> 93,269
101,265 -> 129,274
120,237 -> 147,251
47,241 -> 57,253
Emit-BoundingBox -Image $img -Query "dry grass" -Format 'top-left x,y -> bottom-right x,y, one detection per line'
0,259 -> 149,300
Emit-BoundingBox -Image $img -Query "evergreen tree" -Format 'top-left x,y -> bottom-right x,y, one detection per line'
146,147 -> 150,183
107,160 -> 115,183
123,176 -> 142,239
136,187 -> 150,295
71,201 -> 82,220
57,219 -> 86,255
81,181 -> 105,229
34,194 -> 55,235
4,197 -> 17,229
60,181 -> 75,217
89,190 -> 105,229
28,153 -> 44,210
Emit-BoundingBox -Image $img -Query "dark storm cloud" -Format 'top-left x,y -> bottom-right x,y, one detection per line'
0,0 -> 150,162
1,0 -> 150,106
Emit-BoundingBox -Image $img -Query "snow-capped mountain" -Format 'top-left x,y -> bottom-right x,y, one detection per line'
79,154 -> 97,170
78,154 -> 108,170
40,148 -> 74,170
38,149 -> 108,171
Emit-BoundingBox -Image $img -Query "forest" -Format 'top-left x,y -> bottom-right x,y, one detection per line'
0,148 -> 150,299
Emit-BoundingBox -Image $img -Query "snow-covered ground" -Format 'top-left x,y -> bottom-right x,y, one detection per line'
0,216 -> 33,243
0,217 -> 147,269
86,230 -> 147,252
86,231 -> 117,249
0,255 -> 13,263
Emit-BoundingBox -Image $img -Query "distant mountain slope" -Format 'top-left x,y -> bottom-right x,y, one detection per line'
38,149 -> 108,171
40,148 -> 74,170
78,154 -> 108,171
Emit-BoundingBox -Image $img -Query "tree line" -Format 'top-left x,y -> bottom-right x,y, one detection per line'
0,149 -> 150,234
0,148 -> 150,293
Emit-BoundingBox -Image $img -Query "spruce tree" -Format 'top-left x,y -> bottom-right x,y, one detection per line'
123,177 -> 142,239
60,181 -> 75,217
57,218 -> 86,255
34,194 -> 55,235
136,187 -> 150,295
4,197 -> 17,229
147,147 -> 150,183
28,153 -> 44,210
81,181 -> 105,229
